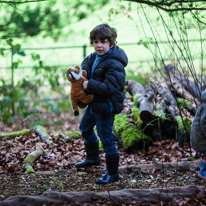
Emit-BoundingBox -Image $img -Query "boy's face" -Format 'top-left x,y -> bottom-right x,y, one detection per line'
93,38 -> 113,56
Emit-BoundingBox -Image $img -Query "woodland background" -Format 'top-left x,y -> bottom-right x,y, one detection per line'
1,0 -> 206,205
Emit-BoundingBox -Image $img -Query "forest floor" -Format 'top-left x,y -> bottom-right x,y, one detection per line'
0,112 -> 206,205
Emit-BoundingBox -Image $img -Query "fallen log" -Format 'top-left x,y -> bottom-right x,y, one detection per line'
1,185 -> 204,205
145,83 -> 155,101
121,95 -> 177,144
23,143 -> 44,173
83,160 -> 199,173
148,77 -> 192,145
33,125 -> 53,144
163,64 -> 202,104
125,80 -> 155,123
113,110 -> 153,152
0,129 -> 30,140
149,77 -> 179,118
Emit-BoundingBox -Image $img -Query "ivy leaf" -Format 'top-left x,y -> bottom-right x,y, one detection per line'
12,44 -> 21,55
0,48 -> 5,55
18,51 -> 26,56
6,39 -> 13,46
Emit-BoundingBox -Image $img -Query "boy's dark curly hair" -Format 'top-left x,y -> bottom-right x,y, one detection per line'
90,24 -> 117,48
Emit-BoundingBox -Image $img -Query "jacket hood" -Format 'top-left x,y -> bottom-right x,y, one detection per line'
109,46 -> 128,67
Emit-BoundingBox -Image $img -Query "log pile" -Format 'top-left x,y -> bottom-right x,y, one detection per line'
114,64 -> 205,151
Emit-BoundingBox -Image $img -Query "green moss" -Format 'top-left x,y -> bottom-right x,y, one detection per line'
35,125 -> 49,138
131,107 -> 142,124
176,115 -> 192,133
23,154 -> 36,164
114,114 -> 129,136
25,165 -> 35,173
155,103 -> 166,119
133,94 -> 141,106
182,116 -> 192,133
177,98 -> 191,106
68,131 -> 81,139
0,129 -> 30,138
114,111 -> 153,150
121,125 -> 152,149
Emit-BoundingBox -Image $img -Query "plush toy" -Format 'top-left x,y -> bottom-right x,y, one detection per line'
66,65 -> 93,116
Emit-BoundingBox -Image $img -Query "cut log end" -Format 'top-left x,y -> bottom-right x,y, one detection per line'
140,110 -> 154,123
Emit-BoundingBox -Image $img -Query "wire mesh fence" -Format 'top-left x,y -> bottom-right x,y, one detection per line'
0,39 -> 205,117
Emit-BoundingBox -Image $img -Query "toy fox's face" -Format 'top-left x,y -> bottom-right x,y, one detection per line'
66,66 -> 82,82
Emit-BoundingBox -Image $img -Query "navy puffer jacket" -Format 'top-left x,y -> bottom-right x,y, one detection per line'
81,46 -> 128,114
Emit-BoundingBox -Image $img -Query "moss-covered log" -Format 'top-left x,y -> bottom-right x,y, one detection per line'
34,125 -> 53,144
23,143 -> 44,173
0,129 -> 30,140
125,80 -> 155,123
113,101 -> 153,152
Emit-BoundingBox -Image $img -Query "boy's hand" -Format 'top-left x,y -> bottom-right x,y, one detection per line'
83,81 -> 88,90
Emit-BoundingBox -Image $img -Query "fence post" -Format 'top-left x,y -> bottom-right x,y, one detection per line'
83,45 -> 87,59
11,47 -> 15,115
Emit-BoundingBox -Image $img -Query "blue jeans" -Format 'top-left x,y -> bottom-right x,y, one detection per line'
79,106 -> 118,155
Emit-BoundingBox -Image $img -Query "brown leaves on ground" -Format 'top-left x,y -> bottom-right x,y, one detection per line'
0,130 -> 196,174
0,126 -> 205,205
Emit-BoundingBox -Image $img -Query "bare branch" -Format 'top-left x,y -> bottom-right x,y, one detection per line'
0,0 -> 47,4
190,11 -> 206,26
126,0 -> 206,12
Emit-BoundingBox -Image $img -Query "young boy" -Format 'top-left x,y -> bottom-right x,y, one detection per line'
75,24 -> 128,184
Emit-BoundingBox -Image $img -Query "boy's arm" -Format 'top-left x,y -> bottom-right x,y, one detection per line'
87,65 -> 125,97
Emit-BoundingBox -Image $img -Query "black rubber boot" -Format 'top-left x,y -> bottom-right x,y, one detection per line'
96,153 -> 119,184
75,141 -> 100,168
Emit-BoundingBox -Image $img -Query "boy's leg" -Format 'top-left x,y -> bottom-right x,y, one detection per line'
94,113 -> 119,184
75,106 -> 100,168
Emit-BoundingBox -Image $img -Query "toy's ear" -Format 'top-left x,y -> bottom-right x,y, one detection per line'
74,65 -> 81,73
67,67 -> 72,73
75,65 -> 80,69
66,67 -> 73,80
